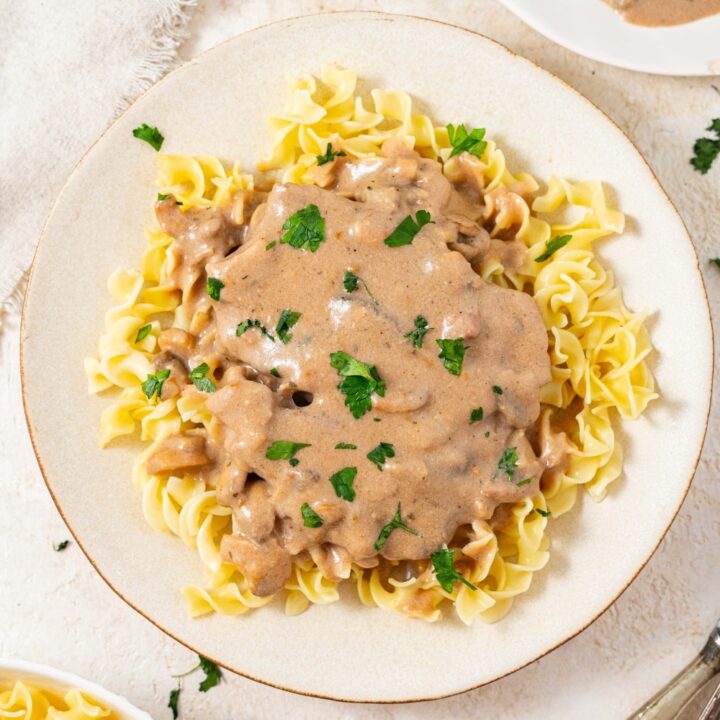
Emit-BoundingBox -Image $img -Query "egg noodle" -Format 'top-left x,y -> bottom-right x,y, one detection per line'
0,681 -> 112,720
84,66 -> 656,624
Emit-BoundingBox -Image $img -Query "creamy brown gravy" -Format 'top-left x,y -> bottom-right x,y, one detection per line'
604,0 -> 720,26
151,142 -> 564,597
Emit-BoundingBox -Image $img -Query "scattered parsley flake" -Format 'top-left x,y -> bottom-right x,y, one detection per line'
168,686 -> 180,719
516,477 -> 532,487
132,123 -> 164,151
373,418 -> 382,422
330,351 -> 386,419
206,277 -> 224,301
329,466 -> 357,502
189,362 -> 216,393
447,123 -> 487,159
535,234 -> 572,263
691,118 -> 720,174
492,385 -> 503,395
198,656 -> 222,692
316,142 -> 346,165
53,540 -> 70,552
265,241 -> 276,251
710,258 -> 720,269
335,442 -> 357,449
431,547 -> 477,593
301,503 -> 324,527
157,193 -> 170,201
367,442 -> 395,471
281,204 -> 325,252
374,504 -> 419,552
470,407 -> 484,424
236,318 -> 275,342
141,369 -> 170,400
343,270 -> 378,303
536,508 -> 551,517
384,210 -> 434,247
497,447 -> 519,480
289,458 -> 300,467
135,324 -> 152,343
484,431 -> 490,438
436,338 -> 467,376
266,440 -> 311,462
270,368 -> 281,378
405,315 -> 431,348
275,309 -> 302,344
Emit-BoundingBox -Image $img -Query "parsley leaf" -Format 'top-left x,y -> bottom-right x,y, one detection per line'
132,123 -> 164,151
53,540 -> 70,552
141,369 -> 170,400
135,323 -> 152,343
281,204 -> 325,252
690,118 -> 720,174
236,318 -> 275,342
535,234 -> 572,262
497,447 -> 519,480
343,270 -> 378,303
265,241 -> 276,251
374,504 -> 419,552
301,503 -> 324,528
198,656 -> 221,692
447,123 -> 487,159
469,407 -> 484,423
367,442 -> 395,471
492,385 -> 503,395
405,315 -> 431,348
516,477 -> 532,487
711,258 -> 720,269
330,351 -> 386,419
384,210 -> 434,247
168,686 -> 180,719
316,142 -> 346,165
270,368 -> 281,378
275,309 -> 302,344
536,508 -> 551,517
329,466 -> 357,501
206,277 -> 224,301
157,193 -> 170,201
266,440 -> 311,462
335,442 -> 357,449
189,362 -> 216,393
436,338 -> 467,376
431,547 -> 477,593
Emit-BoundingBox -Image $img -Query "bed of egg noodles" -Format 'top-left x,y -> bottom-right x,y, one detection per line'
84,65 -> 656,624
0,681 -> 112,720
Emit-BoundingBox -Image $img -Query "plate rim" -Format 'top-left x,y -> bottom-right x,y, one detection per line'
19,10 -> 715,703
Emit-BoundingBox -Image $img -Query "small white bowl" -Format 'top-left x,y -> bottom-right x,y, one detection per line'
0,659 -> 153,720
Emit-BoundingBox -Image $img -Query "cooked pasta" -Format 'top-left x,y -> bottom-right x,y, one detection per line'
85,66 -> 656,624
0,681 -> 112,720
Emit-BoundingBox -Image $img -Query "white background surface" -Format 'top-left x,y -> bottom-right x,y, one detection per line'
1,1 -> 719,719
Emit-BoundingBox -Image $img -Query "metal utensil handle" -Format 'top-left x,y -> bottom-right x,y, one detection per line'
626,621 -> 720,720
698,679 -> 720,720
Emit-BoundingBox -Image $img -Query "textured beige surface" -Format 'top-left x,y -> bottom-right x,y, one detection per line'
2,0 -> 719,718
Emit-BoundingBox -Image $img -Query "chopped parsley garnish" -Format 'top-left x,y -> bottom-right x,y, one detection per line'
236,318 -> 275,341
330,351 -> 386,419
265,241 -> 276,251
198,656 -> 221,692
436,338 -> 467,376
535,234 -> 572,262
536,508 -> 551,517
157,193 -> 170,201
135,323 -> 152,343
266,440 -> 311,462
516,477 -> 532,487
431,548 -> 477,593
691,118 -> 720,174
329,466 -> 357,501
141,369 -> 170,400
53,540 -> 70,552
281,204 -> 325,252
384,210 -> 434,247
711,258 -> 720,269
484,431 -> 491,438
405,315 -> 431,348
335,442 -> 357,449
374,504 -> 419,552
132,123 -> 164,151
189,362 -> 216,393
447,123 -> 487,159
492,385 -> 503,395
289,458 -> 300,467
316,142 -> 347,165
275,309 -> 302,344
301,503 -> 323,527
270,368 -> 281,378
367,442 -> 395,471
206,277 -> 224,301
469,407 -> 484,424
168,686 -> 180,719
343,270 -> 378,303
497,447 -> 519,480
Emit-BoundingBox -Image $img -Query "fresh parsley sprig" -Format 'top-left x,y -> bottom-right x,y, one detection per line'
384,211 -> 434,247
236,318 -> 275,341
374,504 -> 419,552
343,270 -> 378,304
469,407 -> 484,423
266,440 -> 311,463
335,442 -> 357,449
169,655 -> 222,718
330,351 -> 386,419
691,118 -> 720,174
535,234 -> 572,262
496,447 -> 519,480
316,142 -> 347,165
329,466 -> 357,501
206,277 -> 224,301
301,503 -> 324,528
367,442 -> 395,471
431,548 -> 477,593
405,315 -> 431,348
132,123 -> 164,151
141,369 -> 170,400
436,338 -> 467,376
281,204 -> 326,252
53,540 -> 70,552
275,309 -> 302,344
135,323 -> 152,343
189,362 -> 216,393
447,123 -> 487,159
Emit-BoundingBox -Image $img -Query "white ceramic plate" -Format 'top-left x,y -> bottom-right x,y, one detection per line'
498,0 -> 720,75
22,12 -> 713,703
0,659 -> 152,719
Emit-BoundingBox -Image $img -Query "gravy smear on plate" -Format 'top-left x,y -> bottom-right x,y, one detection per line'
604,0 -> 720,26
